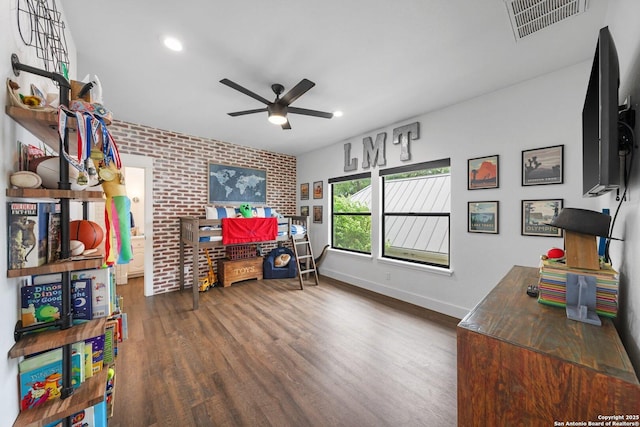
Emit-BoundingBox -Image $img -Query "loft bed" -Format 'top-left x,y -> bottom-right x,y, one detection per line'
178,214 -> 309,309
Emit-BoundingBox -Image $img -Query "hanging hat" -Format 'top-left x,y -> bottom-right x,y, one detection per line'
548,208 -> 611,237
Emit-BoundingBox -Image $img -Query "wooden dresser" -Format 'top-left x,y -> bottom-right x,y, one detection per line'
457,265 -> 640,426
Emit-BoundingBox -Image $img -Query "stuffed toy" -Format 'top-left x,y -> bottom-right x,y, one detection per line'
274,253 -> 291,267
239,203 -> 253,218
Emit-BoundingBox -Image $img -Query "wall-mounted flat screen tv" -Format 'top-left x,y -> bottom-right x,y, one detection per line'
582,26 -> 620,198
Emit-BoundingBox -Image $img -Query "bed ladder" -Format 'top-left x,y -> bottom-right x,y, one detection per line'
291,233 -> 319,289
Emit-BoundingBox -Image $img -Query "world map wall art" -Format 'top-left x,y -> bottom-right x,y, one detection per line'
208,163 -> 267,204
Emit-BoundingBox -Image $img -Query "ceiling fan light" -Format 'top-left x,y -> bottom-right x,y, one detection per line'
268,113 -> 287,125
267,104 -> 287,125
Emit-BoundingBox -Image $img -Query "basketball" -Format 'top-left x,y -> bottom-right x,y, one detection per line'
69,220 -> 104,249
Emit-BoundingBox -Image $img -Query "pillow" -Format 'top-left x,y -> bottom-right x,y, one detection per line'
206,205 -> 275,219
205,206 -> 236,219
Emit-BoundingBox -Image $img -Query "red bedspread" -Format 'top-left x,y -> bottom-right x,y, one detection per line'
221,217 -> 278,245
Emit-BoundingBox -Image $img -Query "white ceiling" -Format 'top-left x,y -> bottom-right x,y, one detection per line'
58,0 -> 609,156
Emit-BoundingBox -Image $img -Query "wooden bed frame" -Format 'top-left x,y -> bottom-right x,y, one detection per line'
179,215 -> 309,309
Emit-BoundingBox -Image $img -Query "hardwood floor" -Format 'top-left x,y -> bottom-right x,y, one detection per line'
110,275 -> 459,427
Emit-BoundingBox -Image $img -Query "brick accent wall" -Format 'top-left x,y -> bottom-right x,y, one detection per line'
110,120 -> 296,294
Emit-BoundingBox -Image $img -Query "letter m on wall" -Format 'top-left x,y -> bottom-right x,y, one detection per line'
362,132 -> 387,169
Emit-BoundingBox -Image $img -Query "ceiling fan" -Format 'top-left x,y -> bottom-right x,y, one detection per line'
220,78 -> 333,129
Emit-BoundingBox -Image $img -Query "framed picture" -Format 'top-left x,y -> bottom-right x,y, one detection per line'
208,163 -> 267,204
521,199 -> 563,237
300,183 -> 309,200
522,145 -> 564,186
313,205 -> 323,223
313,181 -> 323,199
468,201 -> 499,234
468,155 -> 499,190
300,205 -> 309,216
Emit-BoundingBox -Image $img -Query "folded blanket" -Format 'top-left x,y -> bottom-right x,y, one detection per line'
222,217 -> 278,244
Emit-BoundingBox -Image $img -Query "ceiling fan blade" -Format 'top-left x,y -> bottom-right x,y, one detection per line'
279,79 -> 315,106
227,108 -> 267,117
281,120 -> 292,130
220,79 -> 271,105
288,106 -> 333,119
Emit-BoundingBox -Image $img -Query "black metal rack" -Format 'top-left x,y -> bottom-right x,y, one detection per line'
11,53 -> 75,426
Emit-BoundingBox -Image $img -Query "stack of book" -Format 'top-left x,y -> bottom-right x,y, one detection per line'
538,259 -> 619,318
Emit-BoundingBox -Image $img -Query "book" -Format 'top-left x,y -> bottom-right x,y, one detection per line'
72,278 -> 93,321
103,323 -> 116,365
85,335 -> 105,374
26,273 -> 96,325
44,404 -> 96,427
37,202 -> 59,265
84,342 -> 94,379
20,282 -> 62,328
47,205 -> 62,263
72,267 -> 113,318
19,346 -> 83,411
8,202 -> 43,269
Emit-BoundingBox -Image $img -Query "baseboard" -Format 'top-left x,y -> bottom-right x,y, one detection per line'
322,267 -> 469,320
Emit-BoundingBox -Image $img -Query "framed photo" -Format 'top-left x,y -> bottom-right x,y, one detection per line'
468,155 -> 499,190
468,201 -> 499,234
300,205 -> 309,216
300,183 -> 309,200
522,145 -> 564,186
313,205 -> 323,224
521,199 -> 563,237
208,163 -> 266,204
313,181 -> 323,199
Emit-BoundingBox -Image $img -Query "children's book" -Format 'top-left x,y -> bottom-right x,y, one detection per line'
37,202 -> 58,265
72,278 -> 93,321
47,205 -> 62,263
72,267 -> 113,318
44,404 -> 96,427
19,347 -> 83,411
20,282 -> 62,327
103,324 -> 116,365
85,335 -> 105,374
84,341 -> 94,379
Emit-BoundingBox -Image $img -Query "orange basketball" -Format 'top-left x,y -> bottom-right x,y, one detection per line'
69,220 -> 104,250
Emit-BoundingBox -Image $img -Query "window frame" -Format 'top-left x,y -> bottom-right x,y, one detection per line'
380,159 -> 451,268
329,172 -> 372,255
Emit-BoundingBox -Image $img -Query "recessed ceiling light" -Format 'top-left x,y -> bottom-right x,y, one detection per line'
333,110 -> 343,117
163,36 -> 183,52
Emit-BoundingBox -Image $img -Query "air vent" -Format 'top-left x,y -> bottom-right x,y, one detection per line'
505,0 -> 589,40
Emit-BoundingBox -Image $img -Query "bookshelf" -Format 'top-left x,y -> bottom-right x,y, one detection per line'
6,55 -> 115,427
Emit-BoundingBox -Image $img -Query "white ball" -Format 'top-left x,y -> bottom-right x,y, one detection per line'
70,240 -> 85,256
36,157 -> 89,191
10,171 -> 42,188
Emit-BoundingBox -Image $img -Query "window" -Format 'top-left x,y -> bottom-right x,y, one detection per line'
381,159 -> 451,268
330,173 -> 372,254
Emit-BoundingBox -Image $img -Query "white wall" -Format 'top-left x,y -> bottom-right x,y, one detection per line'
1,1 -> 76,425
600,0 -> 640,372
299,62 -> 599,319
299,0 -> 640,373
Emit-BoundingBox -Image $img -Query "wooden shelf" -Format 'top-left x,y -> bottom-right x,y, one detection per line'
12,367 -> 108,427
6,106 -> 61,150
9,318 -> 107,358
7,188 -> 104,201
6,106 -> 110,154
7,256 -> 104,278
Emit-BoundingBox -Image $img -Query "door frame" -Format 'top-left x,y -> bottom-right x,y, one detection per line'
121,153 -> 154,296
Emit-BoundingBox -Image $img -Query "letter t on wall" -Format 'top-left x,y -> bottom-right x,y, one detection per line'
392,122 -> 420,161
